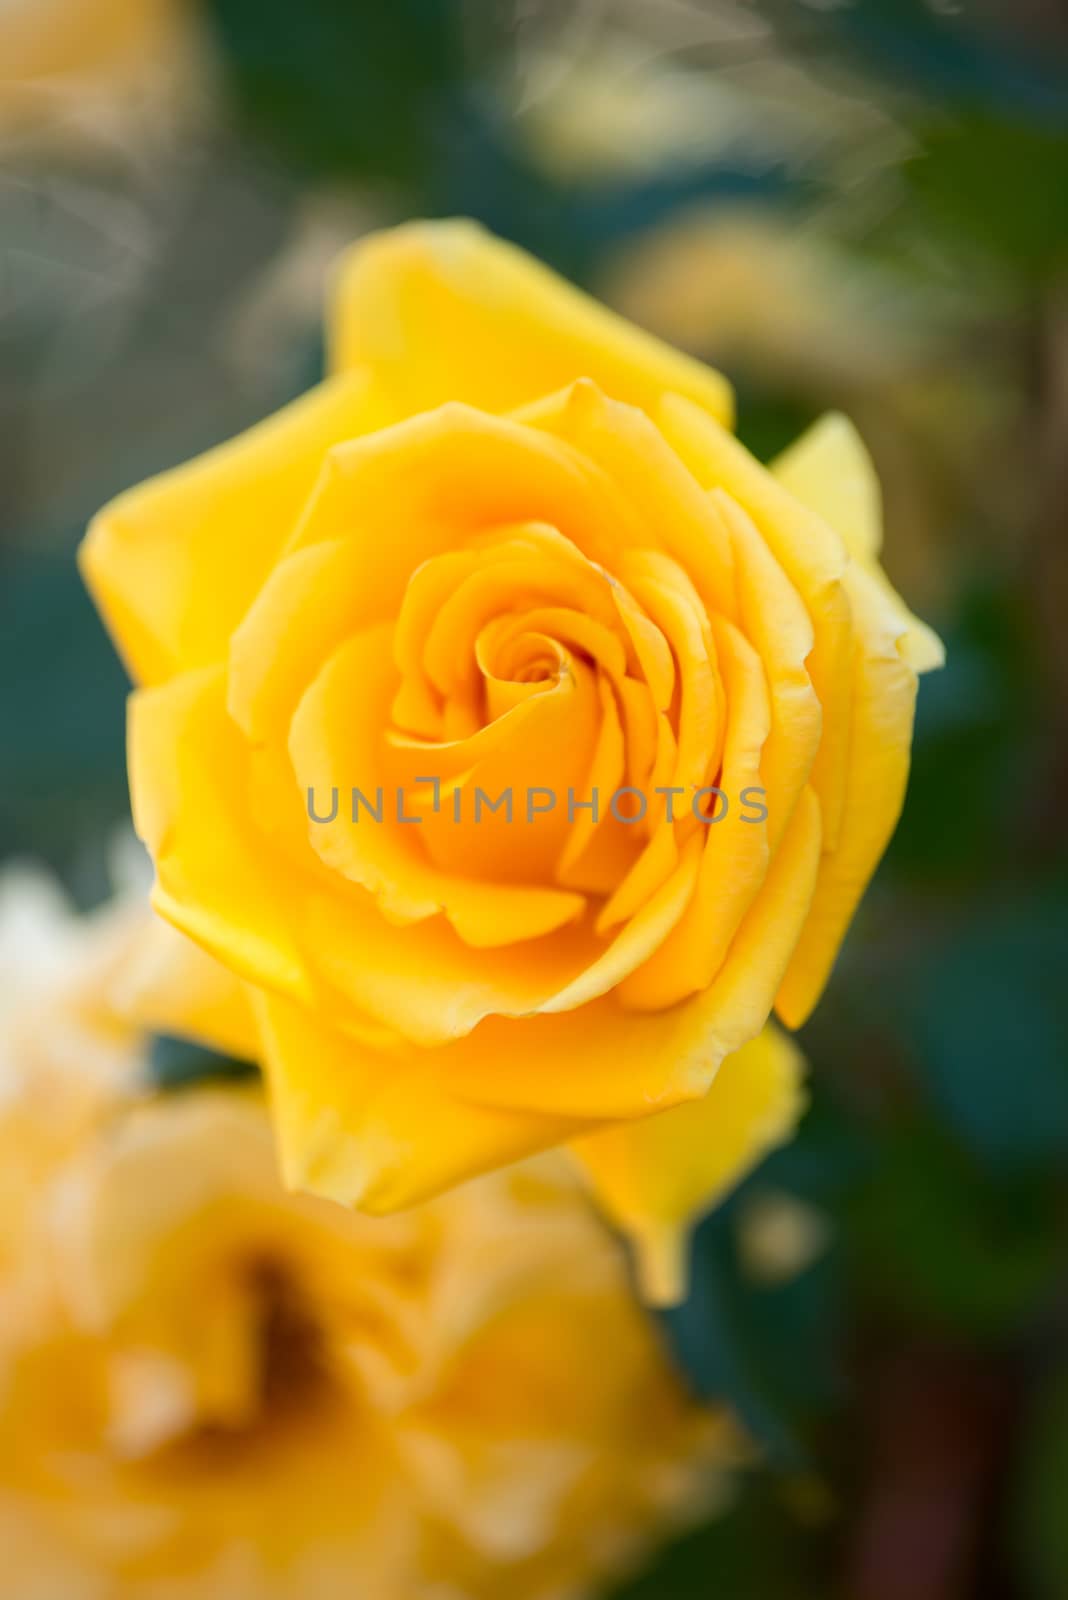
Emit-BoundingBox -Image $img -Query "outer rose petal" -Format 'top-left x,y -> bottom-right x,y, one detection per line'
80,371 -> 394,686
770,415 -> 943,1026
329,218 -> 734,427
775,564 -> 921,1027
129,667 -> 313,1004
110,913 -> 258,1061
570,1024 -> 806,1305
771,413 -> 945,673
252,991 -> 588,1211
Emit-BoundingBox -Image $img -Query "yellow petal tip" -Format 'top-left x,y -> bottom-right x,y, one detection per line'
632,1222 -> 690,1308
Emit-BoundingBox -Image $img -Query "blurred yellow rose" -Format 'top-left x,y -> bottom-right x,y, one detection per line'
0,0 -> 196,140
81,220 -> 941,1299
0,1082 -> 734,1599
0,862 -> 145,1302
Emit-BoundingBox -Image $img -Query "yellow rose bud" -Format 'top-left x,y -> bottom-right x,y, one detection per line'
81,221 -> 942,1299
0,1080 -> 736,1597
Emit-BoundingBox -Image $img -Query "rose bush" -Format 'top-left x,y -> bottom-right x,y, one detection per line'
82,221 -> 941,1297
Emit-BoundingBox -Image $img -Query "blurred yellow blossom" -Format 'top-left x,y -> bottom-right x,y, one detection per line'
0,0 -> 199,142
0,862 -> 146,1300
0,1071 -> 737,1598
498,1 -> 908,189
602,207 -> 937,393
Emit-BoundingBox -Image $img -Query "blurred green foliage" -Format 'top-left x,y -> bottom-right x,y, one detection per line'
148,1034 -> 259,1093
208,0 -> 463,191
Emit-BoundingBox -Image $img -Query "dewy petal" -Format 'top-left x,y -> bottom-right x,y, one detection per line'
129,667 -> 313,1005
771,414 -> 945,674
80,371 -> 393,686
328,219 -> 734,426
252,991 -> 586,1212
569,1024 -> 806,1306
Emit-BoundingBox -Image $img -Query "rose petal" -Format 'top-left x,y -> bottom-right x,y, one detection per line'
111,915 -> 258,1061
445,785 -> 821,1120
570,1024 -> 806,1305
618,616 -> 770,1009
289,626 -> 590,947
776,566 -> 919,1026
656,392 -> 854,855
713,490 -> 821,849
523,380 -> 735,613
772,413 -> 945,673
81,371 -> 391,686
329,219 -> 734,426
253,991 -> 584,1212
129,668 -> 313,1004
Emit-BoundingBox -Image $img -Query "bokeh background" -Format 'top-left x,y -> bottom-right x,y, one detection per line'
2,1 -> 1067,1594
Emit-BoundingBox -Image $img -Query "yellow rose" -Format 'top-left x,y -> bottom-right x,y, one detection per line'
0,1085 -> 734,1599
81,221 -> 942,1298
